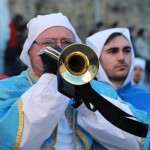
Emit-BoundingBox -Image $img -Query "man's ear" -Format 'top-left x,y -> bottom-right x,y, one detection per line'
28,45 -> 34,57
28,48 -> 31,58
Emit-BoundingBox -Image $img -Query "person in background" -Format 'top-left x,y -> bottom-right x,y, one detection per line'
96,21 -> 106,31
0,74 -> 8,80
110,21 -> 120,28
87,21 -> 105,37
86,28 -> 150,149
4,14 -> 26,76
135,28 -> 150,91
135,28 -> 150,61
128,25 -> 137,56
132,57 -> 146,88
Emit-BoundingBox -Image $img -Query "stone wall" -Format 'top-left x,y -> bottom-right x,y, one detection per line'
8,0 -> 150,41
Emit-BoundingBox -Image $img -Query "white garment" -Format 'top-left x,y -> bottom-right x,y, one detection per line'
134,57 -> 146,71
20,73 -> 140,150
132,57 -> 146,89
86,28 -> 135,88
55,112 -> 84,150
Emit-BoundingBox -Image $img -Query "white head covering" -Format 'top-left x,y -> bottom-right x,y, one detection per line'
134,57 -> 146,71
86,28 -> 135,88
132,57 -> 146,85
20,12 -> 82,70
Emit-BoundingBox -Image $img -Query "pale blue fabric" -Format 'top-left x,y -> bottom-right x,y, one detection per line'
91,80 -> 150,149
117,82 -> 150,115
0,71 -> 30,149
117,82 -> 150,150
121,100 -> 150,150
0,70 -> 150,149
90,80 -> 118,100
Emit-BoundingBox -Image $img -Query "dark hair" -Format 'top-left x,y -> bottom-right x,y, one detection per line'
13,14 -> 24,22
13,14 -> 24,29
96,21 -> 104,28
104,32 -> 126,45
88,29 -> 97,36
111,21 -> 119,28
137,28 -> 145,37
128,26 -> 135,33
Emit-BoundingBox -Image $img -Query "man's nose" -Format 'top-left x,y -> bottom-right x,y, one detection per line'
55,42 -> 62,49
117,51 -> 125,61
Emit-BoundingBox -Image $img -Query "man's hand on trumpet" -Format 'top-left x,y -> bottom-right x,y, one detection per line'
39,45 -> 62,75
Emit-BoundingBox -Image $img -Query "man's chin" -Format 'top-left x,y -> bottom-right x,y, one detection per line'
112,74 -> 128,82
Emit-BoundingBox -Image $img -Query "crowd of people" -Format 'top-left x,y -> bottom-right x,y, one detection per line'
0,12 -> 150,150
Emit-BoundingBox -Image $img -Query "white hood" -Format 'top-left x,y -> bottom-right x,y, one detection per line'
86,28 -> 135,88
20,12 -> 82,71
134,57 -> 146,71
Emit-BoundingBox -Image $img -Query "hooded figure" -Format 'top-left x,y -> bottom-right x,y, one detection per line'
86,28 -> 150,120
86,28 -> 150,150
86,28 -> 134,87
20,12 -> 82,72
132,57 -> 146,88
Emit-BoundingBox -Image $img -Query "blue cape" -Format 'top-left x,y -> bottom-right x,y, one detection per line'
117,82 -> 150,150
117,82 -> 150,115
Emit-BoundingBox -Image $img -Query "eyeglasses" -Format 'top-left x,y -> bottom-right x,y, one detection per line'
33,38 -> 74,49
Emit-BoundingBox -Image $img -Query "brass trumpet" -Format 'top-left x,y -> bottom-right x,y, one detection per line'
38,43 -> 99,85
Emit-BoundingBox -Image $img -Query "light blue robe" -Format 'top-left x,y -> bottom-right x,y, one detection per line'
0,70 -> 150,149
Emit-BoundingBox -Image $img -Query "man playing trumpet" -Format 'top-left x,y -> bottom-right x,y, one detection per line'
0,13 -> 149,150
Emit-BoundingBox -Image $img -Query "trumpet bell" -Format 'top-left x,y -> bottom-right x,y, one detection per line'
59,43 -> 99,85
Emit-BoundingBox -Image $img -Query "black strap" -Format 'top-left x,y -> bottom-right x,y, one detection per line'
57,73 -> 148,137
75,83 -> 148,137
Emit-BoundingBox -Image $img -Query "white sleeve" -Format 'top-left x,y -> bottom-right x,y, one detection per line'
19,73 -> 70,150
77,95 -> 141,150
